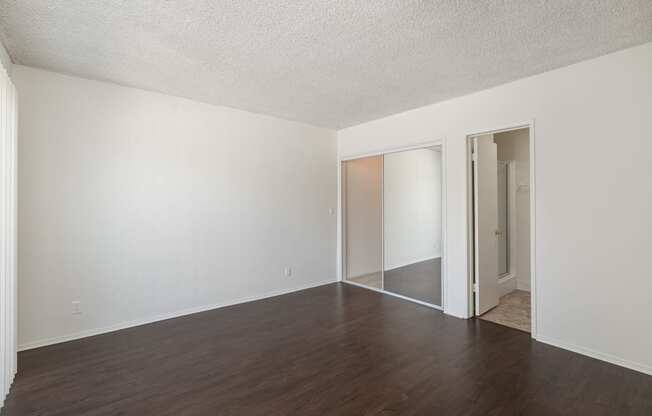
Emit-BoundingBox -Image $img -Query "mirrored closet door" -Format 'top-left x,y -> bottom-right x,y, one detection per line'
383,147 -> 442,306
342,145 -> 443,308
342,156 -> 383,290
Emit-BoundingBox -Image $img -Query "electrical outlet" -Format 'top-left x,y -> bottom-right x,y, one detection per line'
72,300 -> 81,315
284,267 -> 292,277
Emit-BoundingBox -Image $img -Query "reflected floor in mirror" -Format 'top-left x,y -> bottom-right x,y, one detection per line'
348,272 -> 382,289
347,259 -> 442,306
384,257 -> 441,306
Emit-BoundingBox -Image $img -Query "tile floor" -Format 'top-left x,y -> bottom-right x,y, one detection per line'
480,290 -> 531,332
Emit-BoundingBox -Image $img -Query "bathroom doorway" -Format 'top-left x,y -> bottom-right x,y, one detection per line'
469,127 -> 533,332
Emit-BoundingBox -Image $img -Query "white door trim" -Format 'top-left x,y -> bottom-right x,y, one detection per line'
339,140 -> 445,161
466,121 -> 537,339
338,139 -> 447,311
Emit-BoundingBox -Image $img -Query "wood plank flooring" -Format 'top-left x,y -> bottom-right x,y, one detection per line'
2,283 -> 651,415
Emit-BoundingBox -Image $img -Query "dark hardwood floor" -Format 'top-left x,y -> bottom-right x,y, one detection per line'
3,283 -> 651,415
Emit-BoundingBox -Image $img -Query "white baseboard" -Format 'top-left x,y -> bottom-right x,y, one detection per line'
497,273 -> 517,297
536,335 -> 652,376
497,273 -> 515,285
18,278 -> 337,352
385,255 -> 441,272
443,309 -> 469,319
517,279 -> 531,291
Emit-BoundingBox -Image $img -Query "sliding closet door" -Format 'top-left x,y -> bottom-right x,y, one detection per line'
343,156 -> 383,289
383,147 -> 442,306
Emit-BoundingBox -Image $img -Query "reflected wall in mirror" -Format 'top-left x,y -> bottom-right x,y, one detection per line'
383,147 -> 442,306
343,156 -> 383,289
497,161 -> 509,276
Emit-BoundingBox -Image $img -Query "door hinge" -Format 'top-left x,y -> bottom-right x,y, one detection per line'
473,282 -> 479,292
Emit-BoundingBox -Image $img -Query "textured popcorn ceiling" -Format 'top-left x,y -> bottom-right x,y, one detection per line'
1,1 -> 651,128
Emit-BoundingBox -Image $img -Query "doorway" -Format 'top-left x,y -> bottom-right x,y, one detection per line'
341,143 -> 445,309
469,127 -> 533,333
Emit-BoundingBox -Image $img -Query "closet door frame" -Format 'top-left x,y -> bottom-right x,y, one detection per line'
338,139 -> 446,312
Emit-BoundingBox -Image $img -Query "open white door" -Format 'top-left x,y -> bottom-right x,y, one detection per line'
473,135 -> 500,315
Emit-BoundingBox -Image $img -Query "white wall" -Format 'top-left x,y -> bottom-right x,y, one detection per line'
383,149 -> 441,270
15,65 -> 338,349
339,42 -> 652,375
495,129 -> 530,291
344,156 -> 382,278
0,41 -> 17,409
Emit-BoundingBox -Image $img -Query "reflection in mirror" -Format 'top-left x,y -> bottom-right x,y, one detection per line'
383,147 -> 442,306
343,156 -> 383,289
497,161 -> 509,276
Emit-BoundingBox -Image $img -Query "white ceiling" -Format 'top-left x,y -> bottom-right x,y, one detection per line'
1,1 -> 651,129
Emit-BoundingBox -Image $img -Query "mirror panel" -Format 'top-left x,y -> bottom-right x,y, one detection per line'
383,147 -> 442,306
343,156 -> 383,289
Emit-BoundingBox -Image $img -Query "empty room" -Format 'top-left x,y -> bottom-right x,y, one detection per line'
1,2 -> 651,415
